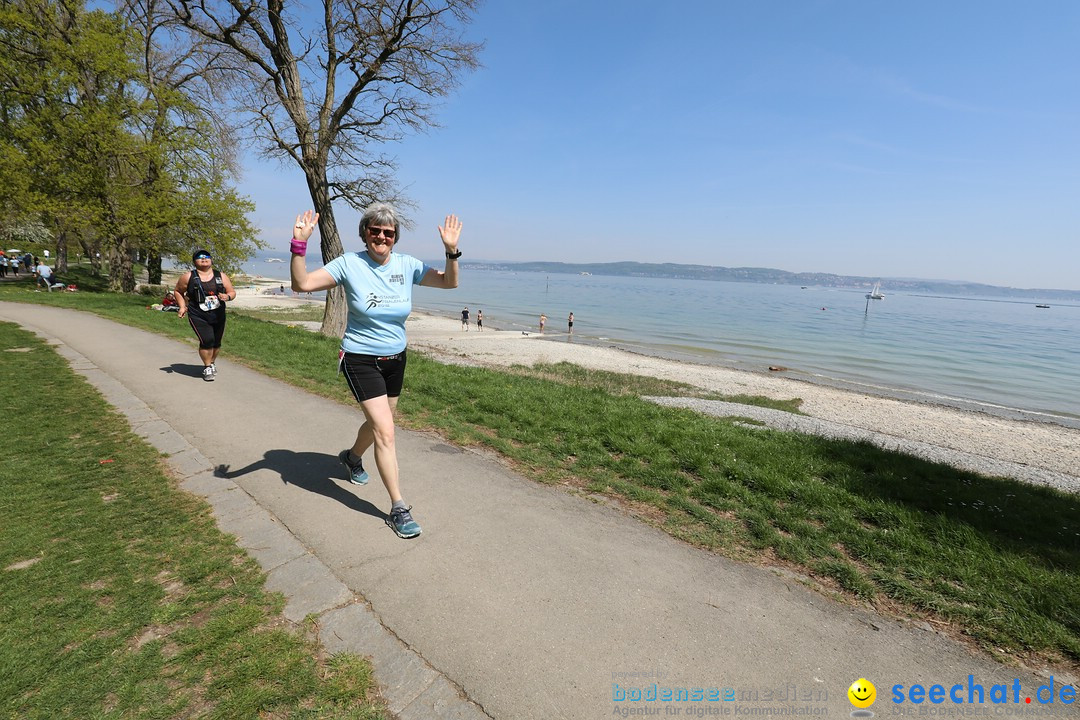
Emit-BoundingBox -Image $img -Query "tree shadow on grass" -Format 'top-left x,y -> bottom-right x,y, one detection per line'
215,449 -> 385,521
798,434 -> 1080,572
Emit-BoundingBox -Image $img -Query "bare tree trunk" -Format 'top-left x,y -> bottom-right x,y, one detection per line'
108,245 -> 119,290
79,239 -> 99,274
121,244 -> 136,292
307,174 -> 348,338
161,0 -> 480,325
107,239 -> 137,292
147,251 -> 162,285
55,230 -> 68,273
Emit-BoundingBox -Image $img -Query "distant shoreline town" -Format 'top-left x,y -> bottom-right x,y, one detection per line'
459,260 -> 1080,301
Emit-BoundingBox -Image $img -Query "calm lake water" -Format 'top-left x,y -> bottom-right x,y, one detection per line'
246,256 -> 1080,427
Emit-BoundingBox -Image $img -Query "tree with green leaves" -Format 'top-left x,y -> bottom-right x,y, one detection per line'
0,0 -> 259,290
163,0 -> 482,336
122,0 -> 258,283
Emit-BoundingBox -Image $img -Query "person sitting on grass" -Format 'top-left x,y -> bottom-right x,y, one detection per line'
34,262 -> 53,291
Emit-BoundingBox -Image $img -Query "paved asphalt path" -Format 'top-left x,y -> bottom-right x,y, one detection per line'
2,302 -> 1071,719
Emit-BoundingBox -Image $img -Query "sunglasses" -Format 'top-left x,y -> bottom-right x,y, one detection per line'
367,227 -> 397,240
194,254 -> 212,260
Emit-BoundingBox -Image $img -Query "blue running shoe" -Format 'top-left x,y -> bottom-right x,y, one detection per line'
338,450 -> 369,485
387,506 -> 422,539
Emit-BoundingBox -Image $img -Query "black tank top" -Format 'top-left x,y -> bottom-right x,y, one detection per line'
186,269 -> 225,305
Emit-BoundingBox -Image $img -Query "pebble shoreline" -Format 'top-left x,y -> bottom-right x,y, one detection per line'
645,396 -> 1080,495
399,313 -> 1080,493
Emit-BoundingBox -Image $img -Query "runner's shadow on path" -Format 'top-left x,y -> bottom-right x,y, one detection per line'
215,449 -> 385,520
160,363 -> 206,378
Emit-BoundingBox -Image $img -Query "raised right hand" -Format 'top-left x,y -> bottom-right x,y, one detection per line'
292,210 -> 320,242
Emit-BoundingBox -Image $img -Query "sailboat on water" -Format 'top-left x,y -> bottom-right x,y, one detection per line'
865,282 -> 885,300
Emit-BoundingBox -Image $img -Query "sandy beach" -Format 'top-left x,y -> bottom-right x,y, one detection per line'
219,287 -> 1079,489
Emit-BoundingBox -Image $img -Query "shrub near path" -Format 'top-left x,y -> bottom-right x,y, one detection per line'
0,322 -> 387,719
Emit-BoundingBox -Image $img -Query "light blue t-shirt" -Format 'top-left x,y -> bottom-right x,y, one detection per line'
323,251 -> 431,355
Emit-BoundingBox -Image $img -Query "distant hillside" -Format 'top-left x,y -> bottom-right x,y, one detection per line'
469,260 -> 1080,301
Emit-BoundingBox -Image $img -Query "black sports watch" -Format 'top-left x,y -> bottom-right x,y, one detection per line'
446,250 -> 462,259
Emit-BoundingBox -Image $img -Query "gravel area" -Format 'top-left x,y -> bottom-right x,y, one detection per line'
643,396 -> 1080,494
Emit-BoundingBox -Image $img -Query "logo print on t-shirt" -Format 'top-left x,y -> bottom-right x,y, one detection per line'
365,293 -> 380,310
390,273 -> 404,285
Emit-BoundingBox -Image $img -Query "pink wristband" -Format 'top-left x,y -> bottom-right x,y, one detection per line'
290,238 -> 307,256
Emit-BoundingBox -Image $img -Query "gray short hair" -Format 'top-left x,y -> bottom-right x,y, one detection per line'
359,202 -> 401,242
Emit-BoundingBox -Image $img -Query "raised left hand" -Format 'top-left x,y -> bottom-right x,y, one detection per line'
439,214 -> 462,253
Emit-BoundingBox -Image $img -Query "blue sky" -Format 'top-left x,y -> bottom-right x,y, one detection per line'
246,0 -> 1080,290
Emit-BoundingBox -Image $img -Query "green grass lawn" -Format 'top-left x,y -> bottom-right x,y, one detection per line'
3,267 -> 1078,671
0,319 -> 387,718
232,304 -> 327,325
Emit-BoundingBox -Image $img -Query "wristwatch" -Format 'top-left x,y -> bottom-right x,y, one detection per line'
446,250 -> 462,259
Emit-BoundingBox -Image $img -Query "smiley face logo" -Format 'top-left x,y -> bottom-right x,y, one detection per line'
848,678 -> 876,708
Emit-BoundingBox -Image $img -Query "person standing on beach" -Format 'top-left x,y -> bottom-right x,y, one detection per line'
539,313 -> 546,333
567,312 -> 574,334
288,203 -> 462,539
173,249 -> 237,381
476,309 -> 483,331
461,306 -> 470,331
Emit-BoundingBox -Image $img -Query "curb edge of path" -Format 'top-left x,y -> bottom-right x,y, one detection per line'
13,316 -> 492,720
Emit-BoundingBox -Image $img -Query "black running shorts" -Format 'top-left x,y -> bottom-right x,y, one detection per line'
188,308 -> 226,349
340,349 -> 407,401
